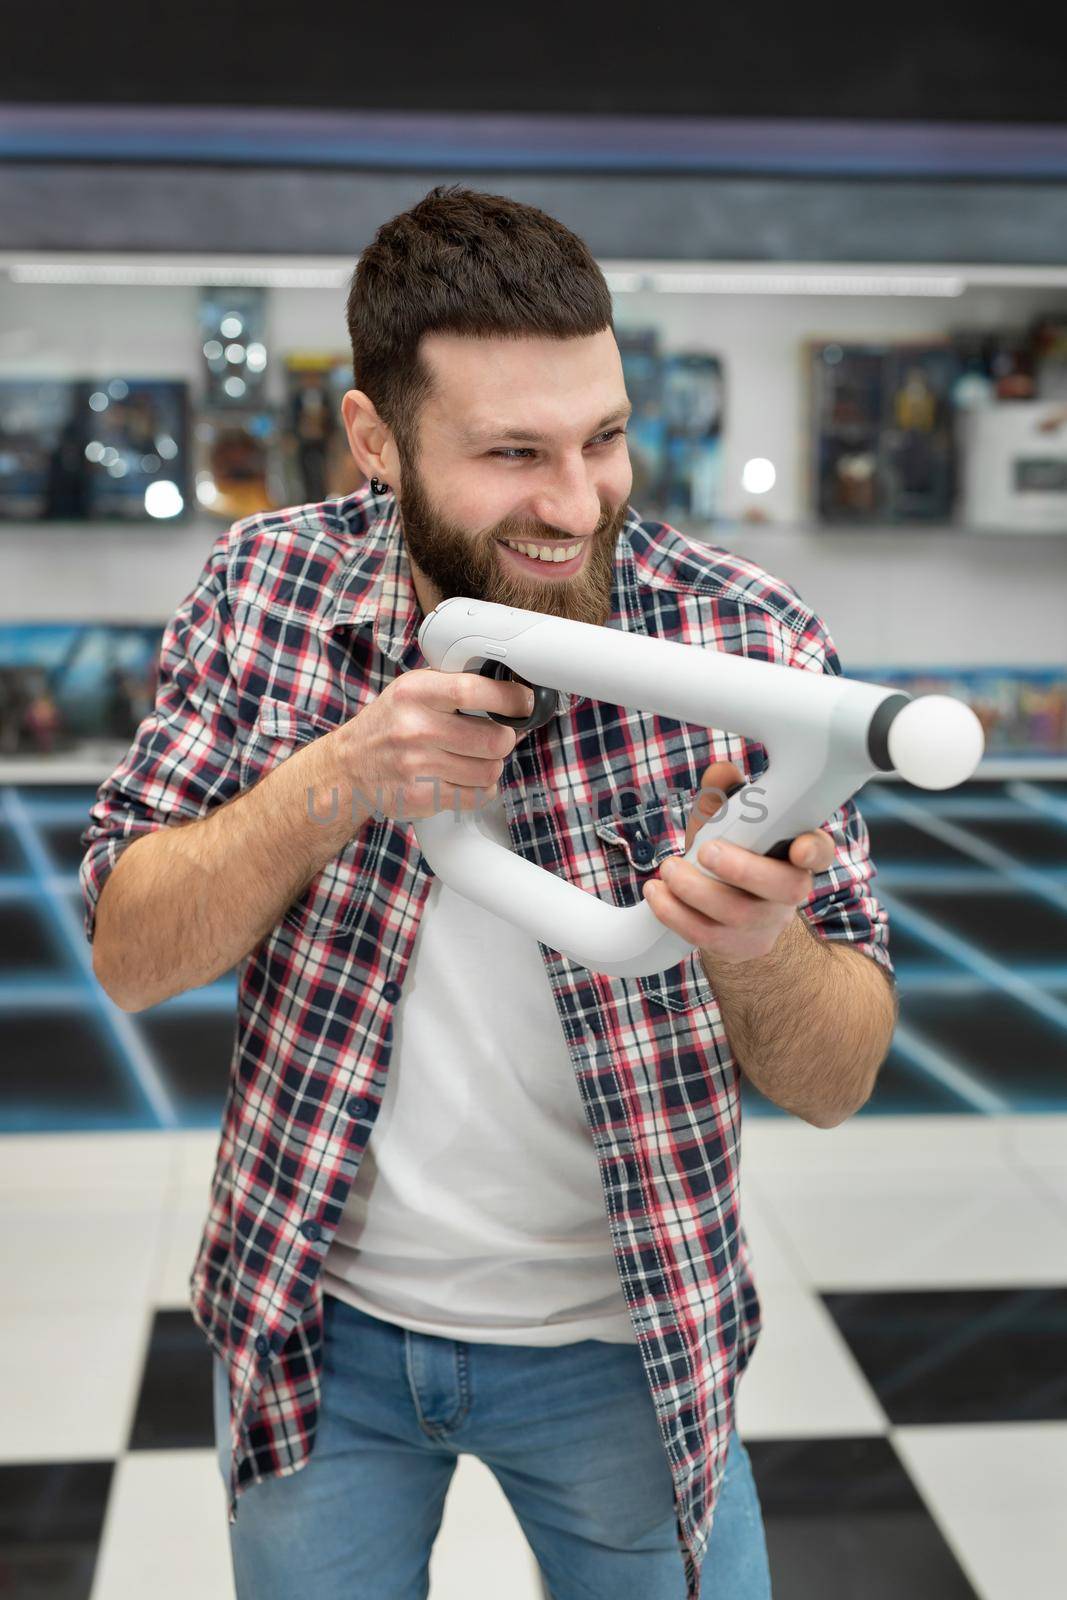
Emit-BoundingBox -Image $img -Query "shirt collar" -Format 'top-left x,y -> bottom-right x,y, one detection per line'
324,493 -> 649,712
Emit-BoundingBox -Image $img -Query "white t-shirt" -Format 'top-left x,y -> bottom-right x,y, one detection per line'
321,792 -> 638,1345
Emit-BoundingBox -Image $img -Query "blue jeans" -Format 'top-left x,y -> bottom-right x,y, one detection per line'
214,1290 -> 772,1599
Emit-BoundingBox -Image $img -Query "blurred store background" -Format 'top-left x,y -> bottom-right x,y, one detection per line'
1,6 -> 1066,1599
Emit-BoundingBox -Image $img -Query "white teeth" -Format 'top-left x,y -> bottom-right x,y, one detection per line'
503,540 -> 582,563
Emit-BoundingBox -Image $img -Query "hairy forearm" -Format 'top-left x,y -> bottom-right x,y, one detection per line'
700,913 -> 899,1127
91,731 -> 366,1012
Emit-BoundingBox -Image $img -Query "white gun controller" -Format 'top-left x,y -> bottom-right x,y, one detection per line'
412,597 -> 985,979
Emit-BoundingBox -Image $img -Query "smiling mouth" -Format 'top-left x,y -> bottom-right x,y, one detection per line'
498,537 -> 585,569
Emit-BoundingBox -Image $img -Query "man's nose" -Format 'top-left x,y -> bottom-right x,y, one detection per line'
526,466 -> 604,540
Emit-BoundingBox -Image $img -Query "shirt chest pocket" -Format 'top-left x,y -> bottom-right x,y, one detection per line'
591,797 -> 718,1015
238,695 -> 378,940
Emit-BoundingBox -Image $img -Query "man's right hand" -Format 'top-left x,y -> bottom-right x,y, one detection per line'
325,669 -> 537,822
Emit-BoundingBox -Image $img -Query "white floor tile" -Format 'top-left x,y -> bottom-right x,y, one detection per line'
738,1186 -> 809,1289
0,1190 -> 168,1312
735,1280 -> 887,1440
428,1454 -> 546,1600
894,1421 -> 1067,1600
153,1186 -> 212,1309
170,1129 -> 225,1193
742,1114 -> 1015,1180
1001,1115 -> 1067,1171
89,1450 -> 236,1600
0,1129 -> 177,1195
754,1165 -> 1067,1289
1001,1115 -> 1067,1220
0,1305 -> 148,1461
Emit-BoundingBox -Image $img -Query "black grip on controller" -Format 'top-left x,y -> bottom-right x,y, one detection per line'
477,661 -> 558,733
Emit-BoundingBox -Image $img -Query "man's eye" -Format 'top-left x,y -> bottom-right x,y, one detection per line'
488,429 -> 627,462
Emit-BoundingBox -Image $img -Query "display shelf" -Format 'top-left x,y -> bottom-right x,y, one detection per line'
0,749 -> 131,784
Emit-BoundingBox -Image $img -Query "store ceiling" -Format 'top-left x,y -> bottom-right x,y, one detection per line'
1,3 -> 1067,126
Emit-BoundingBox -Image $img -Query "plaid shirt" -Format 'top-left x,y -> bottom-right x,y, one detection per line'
79,483 -> 893,1597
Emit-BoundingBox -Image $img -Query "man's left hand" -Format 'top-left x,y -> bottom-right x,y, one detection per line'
641,761 -> 838,965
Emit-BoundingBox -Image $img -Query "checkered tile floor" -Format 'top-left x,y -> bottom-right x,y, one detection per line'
2,775 -> 1066,1596
3,1117 -> 1065,1600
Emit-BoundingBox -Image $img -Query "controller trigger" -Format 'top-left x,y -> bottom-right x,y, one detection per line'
478,660 -> 558,733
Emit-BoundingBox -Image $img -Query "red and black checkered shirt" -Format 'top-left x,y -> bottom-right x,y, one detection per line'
79,483 -> 893,1598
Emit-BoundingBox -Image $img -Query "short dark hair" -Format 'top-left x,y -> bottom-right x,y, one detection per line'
346,184 -> 614,460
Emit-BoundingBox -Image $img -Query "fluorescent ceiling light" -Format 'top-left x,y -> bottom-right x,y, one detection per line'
6,262 -> 350,287
604,270 -> 966,296
6,256 -> 1067,295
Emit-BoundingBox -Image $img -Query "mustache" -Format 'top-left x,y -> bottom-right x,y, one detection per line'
490,506 -> 622,546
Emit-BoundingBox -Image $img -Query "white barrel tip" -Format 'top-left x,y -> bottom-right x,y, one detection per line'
886,694 -> 986,789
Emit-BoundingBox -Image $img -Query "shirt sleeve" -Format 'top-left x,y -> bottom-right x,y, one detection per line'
787,611 -> 896,988
78,524 -> 244,946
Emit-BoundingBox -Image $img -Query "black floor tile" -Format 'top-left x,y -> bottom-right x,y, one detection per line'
864,817 -> 977,866
957,817 -> 1067,866
746,1436 -> 976,1600
0,1460 -> 113,1600
0,900 -> 67,968
878,922 -> 945,964
821,1288 -> 1067,1425
38,823 -> 94,873
136,1011 -> 234,1118
128,1309 -> 215,1451
865,1051 -> 979,1114
894,885 -> 1067,965
3,1013 -> 146,1127
894,991 -> 1067,1108
0,822 -> 27,872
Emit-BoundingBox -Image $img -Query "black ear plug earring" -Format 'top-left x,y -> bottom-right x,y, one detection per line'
370,476 -> 389,496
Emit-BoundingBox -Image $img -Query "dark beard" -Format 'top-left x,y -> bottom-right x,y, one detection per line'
395,452 -> 628,628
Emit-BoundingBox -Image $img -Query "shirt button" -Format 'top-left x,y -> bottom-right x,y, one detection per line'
631,836 -> 654,865
346,1097 -> 366,1118
254,1334 -> 270,1357
301,1220 -> 322,1241
383,981 -> 401,1002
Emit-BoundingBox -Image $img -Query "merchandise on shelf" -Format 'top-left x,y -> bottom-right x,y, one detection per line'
198,286 -> 269,408
849,665 -> 1067,755
0,378 -> 190,522
0,623 -> 163,757
280,355 -> 366,505
616,327 -> 724,521
959,401 -> 1067,532
810,341 -> 959,524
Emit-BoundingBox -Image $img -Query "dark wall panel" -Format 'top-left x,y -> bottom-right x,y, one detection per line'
2,4 -> 1067,125
3,164 -> 1067,265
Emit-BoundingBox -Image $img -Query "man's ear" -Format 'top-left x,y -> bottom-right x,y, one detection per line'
341,390 -> 399,490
